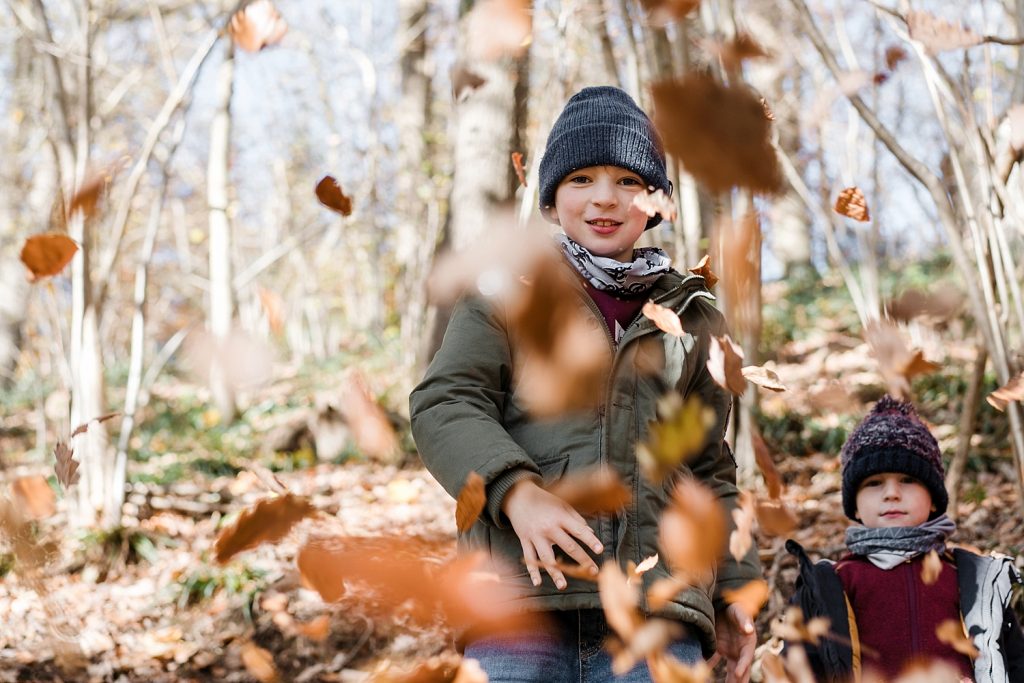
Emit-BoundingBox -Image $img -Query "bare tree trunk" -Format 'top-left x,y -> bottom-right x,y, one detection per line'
207,42 -> 237,423
946,344 -> 988,520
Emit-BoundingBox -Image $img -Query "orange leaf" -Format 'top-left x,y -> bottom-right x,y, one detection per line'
834,187 -> 870,222
598,561 -> 642,640
257,286 -> 285,335
451,62 -> 487,100
988,372 -> 1024,411
884,45 -> 907,70
704,33 -> 770,73
11,475 -> 56,519
466,0 -> 531,61
20,234 -> 79,282
68,171 -> 110,219
214,494 -> 315,564
646,574 -> 690,612
921,549 -> 943,586
741,365 -> 786,392
642,301 -> 686,338
637,394 -> 715,483
752,428 -> 783,499
722,579 -> 769,619
511,152 -> 527,187
907,11 -> 982,55
865,320 -> 940,400
455,471 -> 486,532
70,412 -> 121,438
729,491 -> 755,562
651,74 -> 782,195
53,441 -> 79,490
339,369 -> 399,461
229,0 -> 288,53
887,287 -> 963,322
707,335 -> 747,396
638,0 -> 701,25
659,479 -> 726,579
548,468 -> 630,516
632,189 -> 677,223
315,175 -> 353,216
552,559 -> 599,581
771,606 -> 831,645
754,498 -> 798,536
240,642 -> 279,683
935,619 -> 979,658
687,255 -> 718,288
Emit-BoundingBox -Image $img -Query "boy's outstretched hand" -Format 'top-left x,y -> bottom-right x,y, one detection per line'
502,479 -> 604,589
710,603 -> 756,683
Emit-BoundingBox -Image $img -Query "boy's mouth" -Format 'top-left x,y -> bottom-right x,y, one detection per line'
587,218 -> 622,234
880,510 -> 905,518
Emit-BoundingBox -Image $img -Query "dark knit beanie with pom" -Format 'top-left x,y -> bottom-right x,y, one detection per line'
840,395 -> 947,521
538,86 -> 671,230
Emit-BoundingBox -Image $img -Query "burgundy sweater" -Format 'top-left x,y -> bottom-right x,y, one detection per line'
583,283 -> 647,345
836,553 -> 974,680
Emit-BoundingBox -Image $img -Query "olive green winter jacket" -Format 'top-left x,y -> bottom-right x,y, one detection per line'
409,264 -> 762,657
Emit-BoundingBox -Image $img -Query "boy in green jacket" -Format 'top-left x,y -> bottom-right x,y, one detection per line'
410,86 -> 762,683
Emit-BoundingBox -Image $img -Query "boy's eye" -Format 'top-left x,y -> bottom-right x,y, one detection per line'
900,476 -> 918,484
863,479 -> 881,487
569,175 -> 591,184
619,177 -> 643,186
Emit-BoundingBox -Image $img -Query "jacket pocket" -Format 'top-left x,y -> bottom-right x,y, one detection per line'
532,452 -> 570,486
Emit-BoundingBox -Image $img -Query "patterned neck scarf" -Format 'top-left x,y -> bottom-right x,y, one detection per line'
845,514 -> 956,570
555,233 -> 671,296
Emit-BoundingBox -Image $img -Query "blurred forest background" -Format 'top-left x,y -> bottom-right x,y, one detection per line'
2,0 -> 1024,680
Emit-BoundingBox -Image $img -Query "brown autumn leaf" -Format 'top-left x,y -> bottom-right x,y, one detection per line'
294,615 -> 330,642
834,187 -> 870,222
315,175 -> 353,216
634,554 -> 659,577
637,394 -> 715,483
70,412 -> 121,438
339,369 -> 400,461
68,171 -> 111,219
455,471 -> 486,532
228,0 -> 287,53
370,653 -> 464,683
598,561 -> 642,640
935,619 -> 980,657
759,97 -> 775,121
659,479 -> 726,579
11,476 -> 56,519
20,234 -> 79,282
257,286 -> 285,335
716,212 -> 760,340
651,74 -> 782,195
771,606 -> 831,645
807,381 -> 855,414
687,254 -> 719,288
240,642 -> 279,683
741,365 -> 787,392
988,372 -> 1024,411
511,152 -> 527,187
754,498 -> 799,536
907,11 -> 982,55
451,62 -> 488,101
752,428 -> 783,499
887,287 -> 963,323
552,559 -> 599,581
53,441 -> 79,490
466,0 -> 531,61
921,549 -> 943,585
646,574 -> 690,612
722,579 -> 769,619
297,538 -> 347,602
865,320 -> 940,400
729,491 -> 755,563
547,468 -> 630,516
646,650 -> 711,683
885,45 -> 908,71
632,189 -> 677,223
707,335 -> 747,396
611,618 -> 684,675
641,301 -> 685,338
637,0 -> 701,25
704,33 -> 770,73
214,494 -> 315,564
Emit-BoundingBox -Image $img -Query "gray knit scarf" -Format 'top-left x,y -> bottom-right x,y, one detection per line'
556,234 -> 671,295
844,514 -> 956,569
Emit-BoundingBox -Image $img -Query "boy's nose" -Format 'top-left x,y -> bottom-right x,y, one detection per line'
590,179 -> 618,205
882,480 -> 901,499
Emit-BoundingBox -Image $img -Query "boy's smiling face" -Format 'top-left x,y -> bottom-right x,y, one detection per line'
855,472 -> 934,527
553,165 -> 650,262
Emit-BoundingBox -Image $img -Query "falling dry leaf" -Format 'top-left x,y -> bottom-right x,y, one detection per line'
214,494 -> 315,564
651,74 -> 782,195
20,234 -> 79,282
511,152 -> 527,187
646,574 -> 690,611
632,189 -> 677,223
598,561 -> 642,640
752,428 -> 783,499
729,491 -> 755,562
240,642 -> 279,683
315,175 -> 353,216
641,301 -> 685,338
659,479 -> 726,580
771,606 -> 831,645
907,11 -> 982,55
551,559 -> 599,581
887,287 -> 963,322
634,554 -> 659,576
638,0 -> 701,25
741,365 -> 786,392
451,62 -> 487,100
884,45 -> 908,70
637,394 -> 716,483
865,320 -> 940,400
716,212 -> 761,340
370,653 -> 464,683
455,471 -> 486,532
754,498 -> 799,536
53,441 -> 79,490
687,254 -> 719,288
988,372 -> 1024,411
339,369 -> 400,461
11,476 -> 56,519
466,0 -> 531,61
921,549 -> 943,585
707,335 -> 747,396
70,412 -> 121,438
228,0 -> 287,53
257,286 -> 285,335
548,468 -> 630,516
935,619 -> 979,657
834,187 -> 870,222
610,618 -> 683,675
1009,105 -> 1024,152
647,650 -> 711,683
722,579 -> 769,619
704,33 -> 770,72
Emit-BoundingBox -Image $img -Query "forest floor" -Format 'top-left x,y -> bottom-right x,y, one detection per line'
2,277 -> 1023,682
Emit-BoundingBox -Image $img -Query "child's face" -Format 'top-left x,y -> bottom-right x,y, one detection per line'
854,472 -> 934,527
553,165 -> 649,262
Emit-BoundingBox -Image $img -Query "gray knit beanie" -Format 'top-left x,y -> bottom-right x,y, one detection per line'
538,86 -> 671,230
840,395 -> 948,521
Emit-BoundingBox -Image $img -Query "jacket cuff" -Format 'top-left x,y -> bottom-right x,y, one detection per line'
486,468 -> 542,529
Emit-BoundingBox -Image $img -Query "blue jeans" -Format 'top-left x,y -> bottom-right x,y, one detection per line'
463,609 -> 703,683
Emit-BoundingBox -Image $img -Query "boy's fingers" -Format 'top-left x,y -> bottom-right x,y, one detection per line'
534,544 -> 567,590
571,523 -> 603,554
520,540 -> 541,586
550,530 -> 599,575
